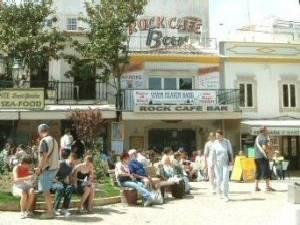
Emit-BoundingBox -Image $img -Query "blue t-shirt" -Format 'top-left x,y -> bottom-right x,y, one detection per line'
128,159 -> 147,177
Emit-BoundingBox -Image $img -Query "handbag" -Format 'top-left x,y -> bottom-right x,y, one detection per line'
226,139 -> 233,165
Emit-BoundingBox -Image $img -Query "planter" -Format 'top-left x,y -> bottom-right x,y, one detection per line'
0,196 -> 121,212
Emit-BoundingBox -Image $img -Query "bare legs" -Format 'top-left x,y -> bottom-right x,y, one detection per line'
78,185 -> 95,212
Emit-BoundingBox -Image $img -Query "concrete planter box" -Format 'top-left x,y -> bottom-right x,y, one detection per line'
0,196 -> 121,212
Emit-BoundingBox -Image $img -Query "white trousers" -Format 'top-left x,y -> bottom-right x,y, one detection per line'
207,165 -> 216,192
215,163 -> 230,198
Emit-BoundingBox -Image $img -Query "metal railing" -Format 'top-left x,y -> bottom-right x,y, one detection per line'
0,80 -> 113,104
122,89 -> 240,112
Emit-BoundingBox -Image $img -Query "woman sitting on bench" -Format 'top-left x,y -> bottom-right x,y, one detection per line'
73,155 -> 95,213
115,153 -> 157,207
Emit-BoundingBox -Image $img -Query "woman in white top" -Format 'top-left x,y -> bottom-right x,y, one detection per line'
204,132 -> 216,193
212,130 -> 233,202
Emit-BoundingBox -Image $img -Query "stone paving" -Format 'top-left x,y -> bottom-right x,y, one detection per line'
0,179 -> 298,225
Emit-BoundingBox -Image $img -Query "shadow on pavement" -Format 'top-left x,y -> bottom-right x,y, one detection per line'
230,197 -> 266,202
97,207 -> 126,215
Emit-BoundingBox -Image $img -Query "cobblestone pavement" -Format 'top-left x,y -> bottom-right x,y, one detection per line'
0,180 -> 298,225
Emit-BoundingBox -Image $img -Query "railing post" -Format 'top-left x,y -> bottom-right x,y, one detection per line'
56,80 -> 59,104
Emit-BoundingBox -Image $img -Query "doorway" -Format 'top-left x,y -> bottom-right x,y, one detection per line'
281,136 -> 300,170
148,128 -> 196,155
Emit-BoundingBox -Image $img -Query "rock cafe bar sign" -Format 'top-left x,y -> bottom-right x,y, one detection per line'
129,16 -> 202,49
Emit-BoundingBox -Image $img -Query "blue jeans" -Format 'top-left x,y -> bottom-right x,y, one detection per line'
52,182 -> 74,210
39,169 -> 58,192
120,181 -> 152,200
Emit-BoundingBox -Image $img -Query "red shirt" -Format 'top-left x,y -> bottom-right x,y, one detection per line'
17,165 -> 30,178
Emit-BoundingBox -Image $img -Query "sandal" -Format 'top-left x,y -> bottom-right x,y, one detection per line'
255,187 -> 261,192
266,187 -> 276,192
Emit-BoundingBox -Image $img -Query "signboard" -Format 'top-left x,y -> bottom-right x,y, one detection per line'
198,72 -> 219,89
111,122 -> 124,141
0,88 -> 44,110
134,90 -> 216,106
134,105 -> 233,113
251,127 -> 300,136
129,0 -> 209,51
241,158 -> 256,183
121,72 -> 144,89
111,141 -> 123,155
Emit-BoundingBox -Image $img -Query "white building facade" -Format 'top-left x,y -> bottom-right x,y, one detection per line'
220,41 -> 300,169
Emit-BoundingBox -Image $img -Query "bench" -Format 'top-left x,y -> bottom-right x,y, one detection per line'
108,170 -> 138,206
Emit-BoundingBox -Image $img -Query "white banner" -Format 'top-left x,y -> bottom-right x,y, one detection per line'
134,105 -> 234,113
198,72 -> 220,89
251,127 -> 300,136
134,90 -> 217,106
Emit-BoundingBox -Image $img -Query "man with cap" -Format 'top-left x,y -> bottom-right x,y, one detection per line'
254,127 -> 275,192
36,124 -> 60,219
128,149 -> 153,188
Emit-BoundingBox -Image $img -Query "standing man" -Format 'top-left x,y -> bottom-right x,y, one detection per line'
204,132 -> 216,193
60,128 -> 73,158
36,124 -> 60,219
213,130 -> 233,202
254,127 -> 275,191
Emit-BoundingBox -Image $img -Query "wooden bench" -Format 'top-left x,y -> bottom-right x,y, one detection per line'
108,170 -> 138,206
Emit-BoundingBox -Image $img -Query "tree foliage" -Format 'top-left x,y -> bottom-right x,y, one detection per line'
66,0 -> 147,110
0,0 -> 66,79
68,108 -> 105,150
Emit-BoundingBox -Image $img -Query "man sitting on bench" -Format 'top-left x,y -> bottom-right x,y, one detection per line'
128,149 -> 154,188
115,153 -> 155,207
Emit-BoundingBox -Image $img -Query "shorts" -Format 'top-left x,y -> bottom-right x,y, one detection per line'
12,183 -> 32,197
76,181 -> 92,195
39,169 -> 58,192
255,158 -> 271,180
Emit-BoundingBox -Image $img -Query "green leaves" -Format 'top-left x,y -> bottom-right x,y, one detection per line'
0,0 -> 66,78
66,0 -> 147,81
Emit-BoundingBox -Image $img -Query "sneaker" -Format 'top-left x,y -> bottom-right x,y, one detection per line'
143,198 -> 152,207
40,212 -> 55,219
62,209 -> 71,217
20,212 -> 27,219
55,210 -> 62,216
26,211 -> 34,218
224,197 -> 230,202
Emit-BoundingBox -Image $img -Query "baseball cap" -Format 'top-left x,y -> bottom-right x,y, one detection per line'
38,123 -> 50,133
128,149 -> 137,155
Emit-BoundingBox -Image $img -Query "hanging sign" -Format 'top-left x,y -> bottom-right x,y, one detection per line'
134,90 -> 217,106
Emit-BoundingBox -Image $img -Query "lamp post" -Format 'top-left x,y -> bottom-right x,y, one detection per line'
12,59 -> 25,87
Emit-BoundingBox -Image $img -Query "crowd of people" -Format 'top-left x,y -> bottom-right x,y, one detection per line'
0,124 -> 283,219
8,124 -> 96,219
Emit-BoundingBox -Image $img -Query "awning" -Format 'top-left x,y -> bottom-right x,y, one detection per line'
0,105 -> 117,120
241,120 -> 300,136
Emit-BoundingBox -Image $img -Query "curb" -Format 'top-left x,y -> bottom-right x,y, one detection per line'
0,196 -> 121,212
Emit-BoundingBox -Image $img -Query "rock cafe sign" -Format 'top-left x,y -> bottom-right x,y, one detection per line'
129,16 -> 202,49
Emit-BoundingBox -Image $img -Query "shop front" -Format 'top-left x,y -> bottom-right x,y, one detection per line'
241,120 -> 300,170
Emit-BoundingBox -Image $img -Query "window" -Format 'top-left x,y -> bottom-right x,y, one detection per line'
66,18 -> 77,31
179,78 -> 193,90
239,83 -> 253,107
149,78 -> 162,90
282,84 -> 296,107
164,78 -> 177,90
148,77 -> 193,90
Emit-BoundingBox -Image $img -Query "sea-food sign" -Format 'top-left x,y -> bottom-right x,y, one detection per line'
134,90 -> 216,106
0,89 -> 44,110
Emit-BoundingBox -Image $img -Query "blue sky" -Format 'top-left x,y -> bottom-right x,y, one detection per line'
210,0 -> 300,37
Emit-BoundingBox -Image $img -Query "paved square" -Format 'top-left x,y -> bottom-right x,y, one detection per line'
0,180 -> 297,225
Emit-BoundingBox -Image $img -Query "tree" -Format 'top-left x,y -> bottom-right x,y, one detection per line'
68,108 -> 105,150
66,0 -> 147,119
0,0 -> 66,80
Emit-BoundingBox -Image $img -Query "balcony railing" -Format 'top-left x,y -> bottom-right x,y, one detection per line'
122,89 -> 240,112
0,80 -> 114,104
